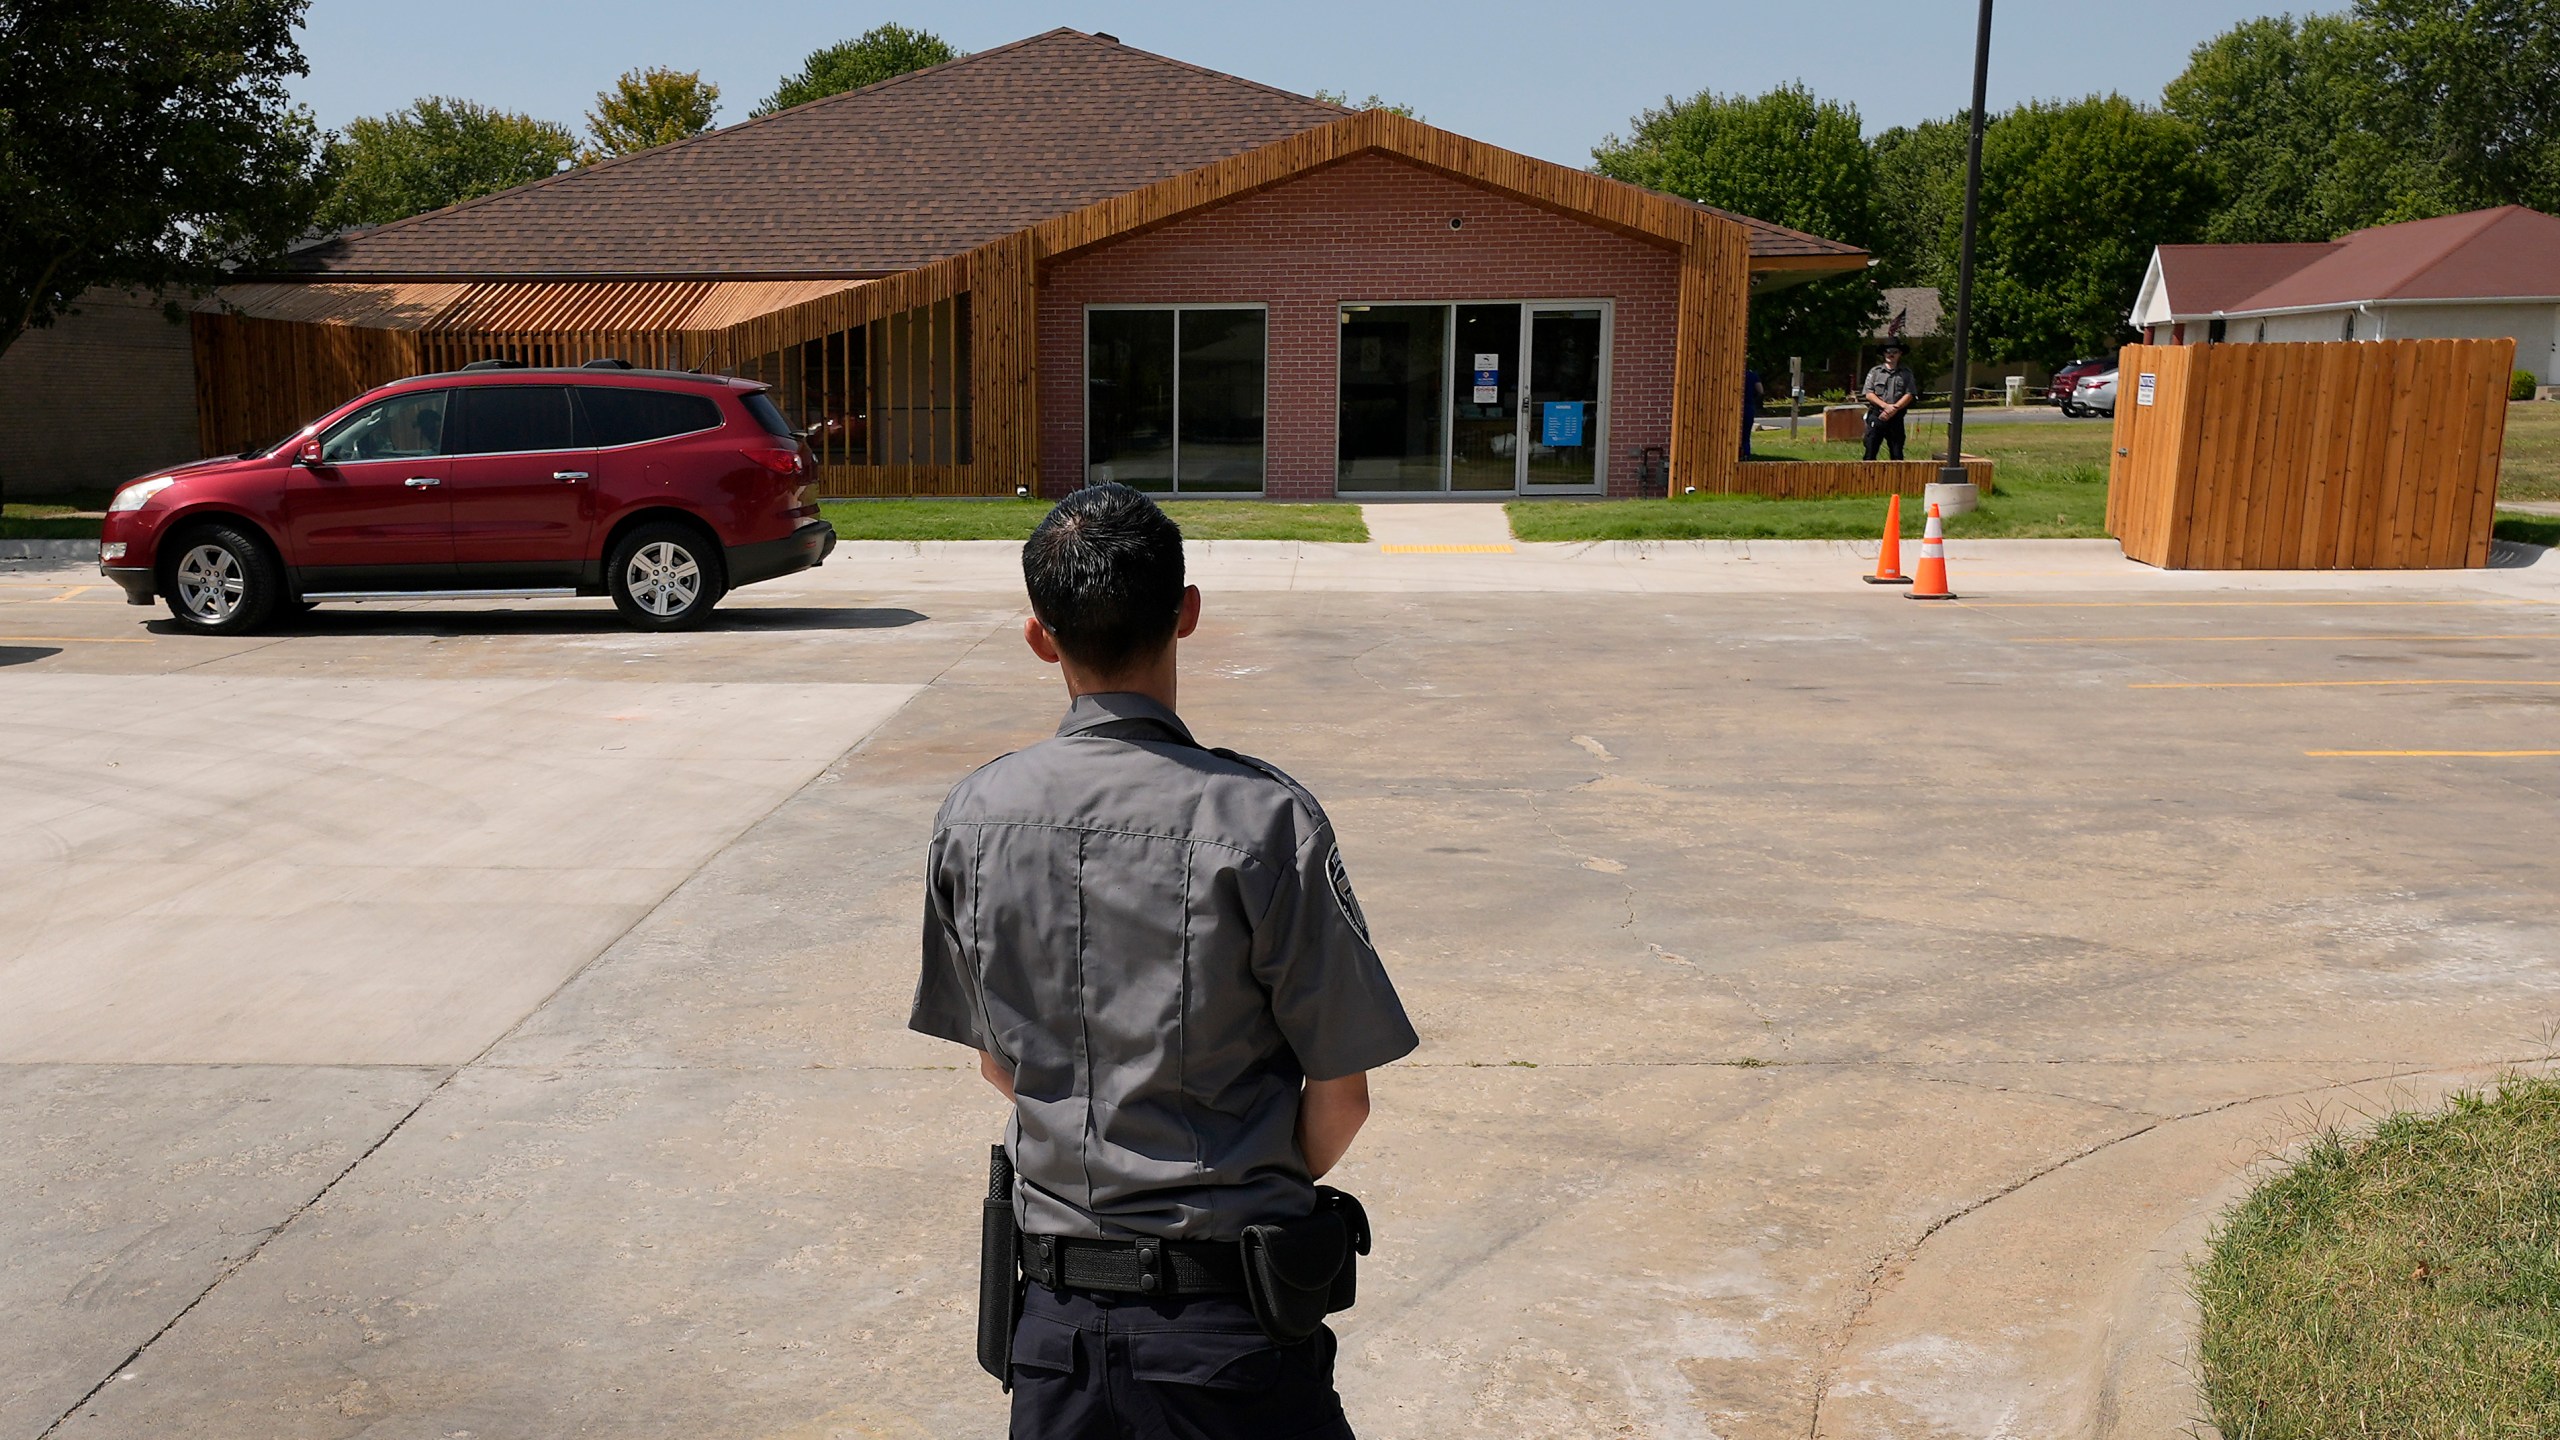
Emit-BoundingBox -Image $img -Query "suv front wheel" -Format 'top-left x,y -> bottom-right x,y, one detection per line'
164,522 -> 282,635
608,522 -> 726,631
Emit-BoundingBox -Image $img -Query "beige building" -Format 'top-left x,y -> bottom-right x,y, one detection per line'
2130,206 -> 2560,385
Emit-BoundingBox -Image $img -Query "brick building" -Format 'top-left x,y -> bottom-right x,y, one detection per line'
0,291 -> 200,503
184,29 -> 1863,501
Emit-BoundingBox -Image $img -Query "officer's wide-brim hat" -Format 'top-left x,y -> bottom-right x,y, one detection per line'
1879,340 -> 1908,355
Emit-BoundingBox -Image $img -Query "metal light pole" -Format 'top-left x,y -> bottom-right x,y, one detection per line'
1940,0 -> 1994,490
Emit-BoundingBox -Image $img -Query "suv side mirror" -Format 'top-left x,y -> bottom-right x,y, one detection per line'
294,439 -> 325,467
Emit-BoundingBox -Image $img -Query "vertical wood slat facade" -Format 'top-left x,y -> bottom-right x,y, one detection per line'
189,111 -> 1758,497
2107,339 -> 2514,569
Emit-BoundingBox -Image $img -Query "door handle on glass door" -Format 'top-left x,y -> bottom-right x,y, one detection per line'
404,476 -> 441,488
553,471 -> 590,482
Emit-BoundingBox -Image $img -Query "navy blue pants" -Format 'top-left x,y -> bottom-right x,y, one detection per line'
1009,1284 -> 1356,1440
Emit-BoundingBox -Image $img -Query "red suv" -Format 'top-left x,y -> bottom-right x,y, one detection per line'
99,361 -> 835,633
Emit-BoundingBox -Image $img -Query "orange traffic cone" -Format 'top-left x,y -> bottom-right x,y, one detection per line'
1906,503 -> 1956,600
1863,492 -> 1910,584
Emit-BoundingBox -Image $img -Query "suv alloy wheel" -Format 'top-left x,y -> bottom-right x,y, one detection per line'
164,521 -> 283,635
607,521 -> 726,631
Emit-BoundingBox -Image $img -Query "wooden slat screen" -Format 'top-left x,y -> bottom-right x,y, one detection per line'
2108,338 -> 2513,569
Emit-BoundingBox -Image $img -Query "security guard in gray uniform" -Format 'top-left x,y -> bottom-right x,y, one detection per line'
911,483 -> 1419,1440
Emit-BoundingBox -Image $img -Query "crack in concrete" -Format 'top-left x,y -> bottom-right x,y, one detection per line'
1795,1060 -> 2505,1439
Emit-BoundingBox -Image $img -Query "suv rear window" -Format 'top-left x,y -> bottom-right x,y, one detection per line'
576,386 -> 722,447
742,391 -> 798,439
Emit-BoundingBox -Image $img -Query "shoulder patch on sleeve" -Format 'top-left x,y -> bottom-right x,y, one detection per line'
1326,843 -> 1372,946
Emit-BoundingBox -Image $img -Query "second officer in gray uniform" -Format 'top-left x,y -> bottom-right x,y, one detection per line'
911,482 -> 1418,1440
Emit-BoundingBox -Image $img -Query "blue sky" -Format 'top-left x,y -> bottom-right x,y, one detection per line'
294,1 -> 2303,163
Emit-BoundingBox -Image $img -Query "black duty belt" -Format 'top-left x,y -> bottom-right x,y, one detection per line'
1020,1232 -> 1247,1297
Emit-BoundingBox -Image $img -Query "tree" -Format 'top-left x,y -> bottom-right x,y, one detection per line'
0,0 -> 331,364
1969,95 -> 2216,361
755,23 -> 960,116
583,66 -> 720,162
1313,89 -> 1420,119
2359,0 -> 2560,216
2164,13 -> 2443,242
1868,117 -> 1968,289
321,98 -> 578,230
1593,83 -> 1882,369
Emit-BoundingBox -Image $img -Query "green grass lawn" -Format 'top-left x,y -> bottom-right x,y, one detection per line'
2493,401 -> 2560,501
1510,420 -> 2115,541
2195,1074 -> 2560,1439
821,498 -> 1368,542
1,503 -> 103,540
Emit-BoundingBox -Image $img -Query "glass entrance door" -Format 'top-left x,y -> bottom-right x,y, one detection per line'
1335,301 -> 1606,495
1521,307 -> 1604,492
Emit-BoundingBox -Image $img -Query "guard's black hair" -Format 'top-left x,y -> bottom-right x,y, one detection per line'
1022,483 -> 1186,675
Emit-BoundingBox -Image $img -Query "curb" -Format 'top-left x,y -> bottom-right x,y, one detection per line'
0,539 -> 98,561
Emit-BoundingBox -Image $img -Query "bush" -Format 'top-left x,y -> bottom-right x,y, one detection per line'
2516,370 -> 2542,401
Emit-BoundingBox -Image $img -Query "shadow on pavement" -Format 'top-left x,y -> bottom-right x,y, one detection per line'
138,607 -> 932,639
0,645 -> 63,666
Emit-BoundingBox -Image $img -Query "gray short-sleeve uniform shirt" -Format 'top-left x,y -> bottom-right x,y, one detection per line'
911,692 -> 1419,1241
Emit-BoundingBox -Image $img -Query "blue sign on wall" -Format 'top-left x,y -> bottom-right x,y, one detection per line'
1541,401 -> 1586,447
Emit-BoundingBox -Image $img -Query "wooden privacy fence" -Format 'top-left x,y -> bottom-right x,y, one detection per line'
2108,339 -> 2514,569
1725,458 -> 1992,500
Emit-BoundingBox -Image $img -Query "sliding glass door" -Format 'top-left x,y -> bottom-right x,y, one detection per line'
1087,306 -> 1266,493
1337,301 -> 1608,495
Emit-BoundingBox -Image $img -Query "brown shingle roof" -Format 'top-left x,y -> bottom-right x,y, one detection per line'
2235,205 -> 2560,310
283,30 -> 1349,279
282,28 -> 1862,281
2152,242 -> 2339,316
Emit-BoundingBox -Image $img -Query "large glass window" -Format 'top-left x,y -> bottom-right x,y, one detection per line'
1337,306 -> 1445,492
1450,305 -> 1521,492
1087,307 -> 1264,493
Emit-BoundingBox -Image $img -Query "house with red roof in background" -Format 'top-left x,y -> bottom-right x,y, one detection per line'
2129,206 -> 2560,387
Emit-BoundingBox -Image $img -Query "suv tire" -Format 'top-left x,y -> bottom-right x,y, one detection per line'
608,521 -> 726,631
164,521 -> 282,635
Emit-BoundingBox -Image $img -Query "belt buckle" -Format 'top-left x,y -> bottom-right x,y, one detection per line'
1134,1237 -> 1164,1295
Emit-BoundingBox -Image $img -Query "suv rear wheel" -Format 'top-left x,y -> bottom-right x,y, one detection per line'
164,522 -> 282,635
608,522 -> 725,631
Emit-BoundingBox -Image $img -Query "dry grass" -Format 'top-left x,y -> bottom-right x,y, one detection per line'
2195,1074 -> 2560,1439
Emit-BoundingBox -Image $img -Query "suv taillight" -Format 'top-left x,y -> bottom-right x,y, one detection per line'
743,447 -> 803,476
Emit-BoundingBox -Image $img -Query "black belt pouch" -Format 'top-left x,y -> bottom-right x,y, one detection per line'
977,1145 -> 1021,1387
1239,1187 -> 1372,1344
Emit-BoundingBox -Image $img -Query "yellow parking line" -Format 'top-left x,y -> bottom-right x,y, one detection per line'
2134,679 -> 2560,689
1968,599 -> 2537,608
2306,749 -> 2560,758
1379,543 -> 1513,554
2013,634 -> 2560,643
43,586 -> 100,602
0,634 -> 151,644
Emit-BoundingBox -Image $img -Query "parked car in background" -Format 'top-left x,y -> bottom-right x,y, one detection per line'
98,361 -> 834,634
2048,356 -> 2110,406
2066,368 -> 2119,419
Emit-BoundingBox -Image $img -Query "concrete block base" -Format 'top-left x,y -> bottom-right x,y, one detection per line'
1924,481 -> 1980,518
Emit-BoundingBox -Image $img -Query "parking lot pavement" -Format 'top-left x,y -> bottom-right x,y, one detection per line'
7,545 -> 2560,1439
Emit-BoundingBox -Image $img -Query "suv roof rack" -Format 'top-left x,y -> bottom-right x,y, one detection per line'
579,357 -> 635,370
461,358 -> 527,370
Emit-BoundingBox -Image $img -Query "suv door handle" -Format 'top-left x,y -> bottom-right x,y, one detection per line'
404,476 -> 441,488
554,470 -> 590,482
